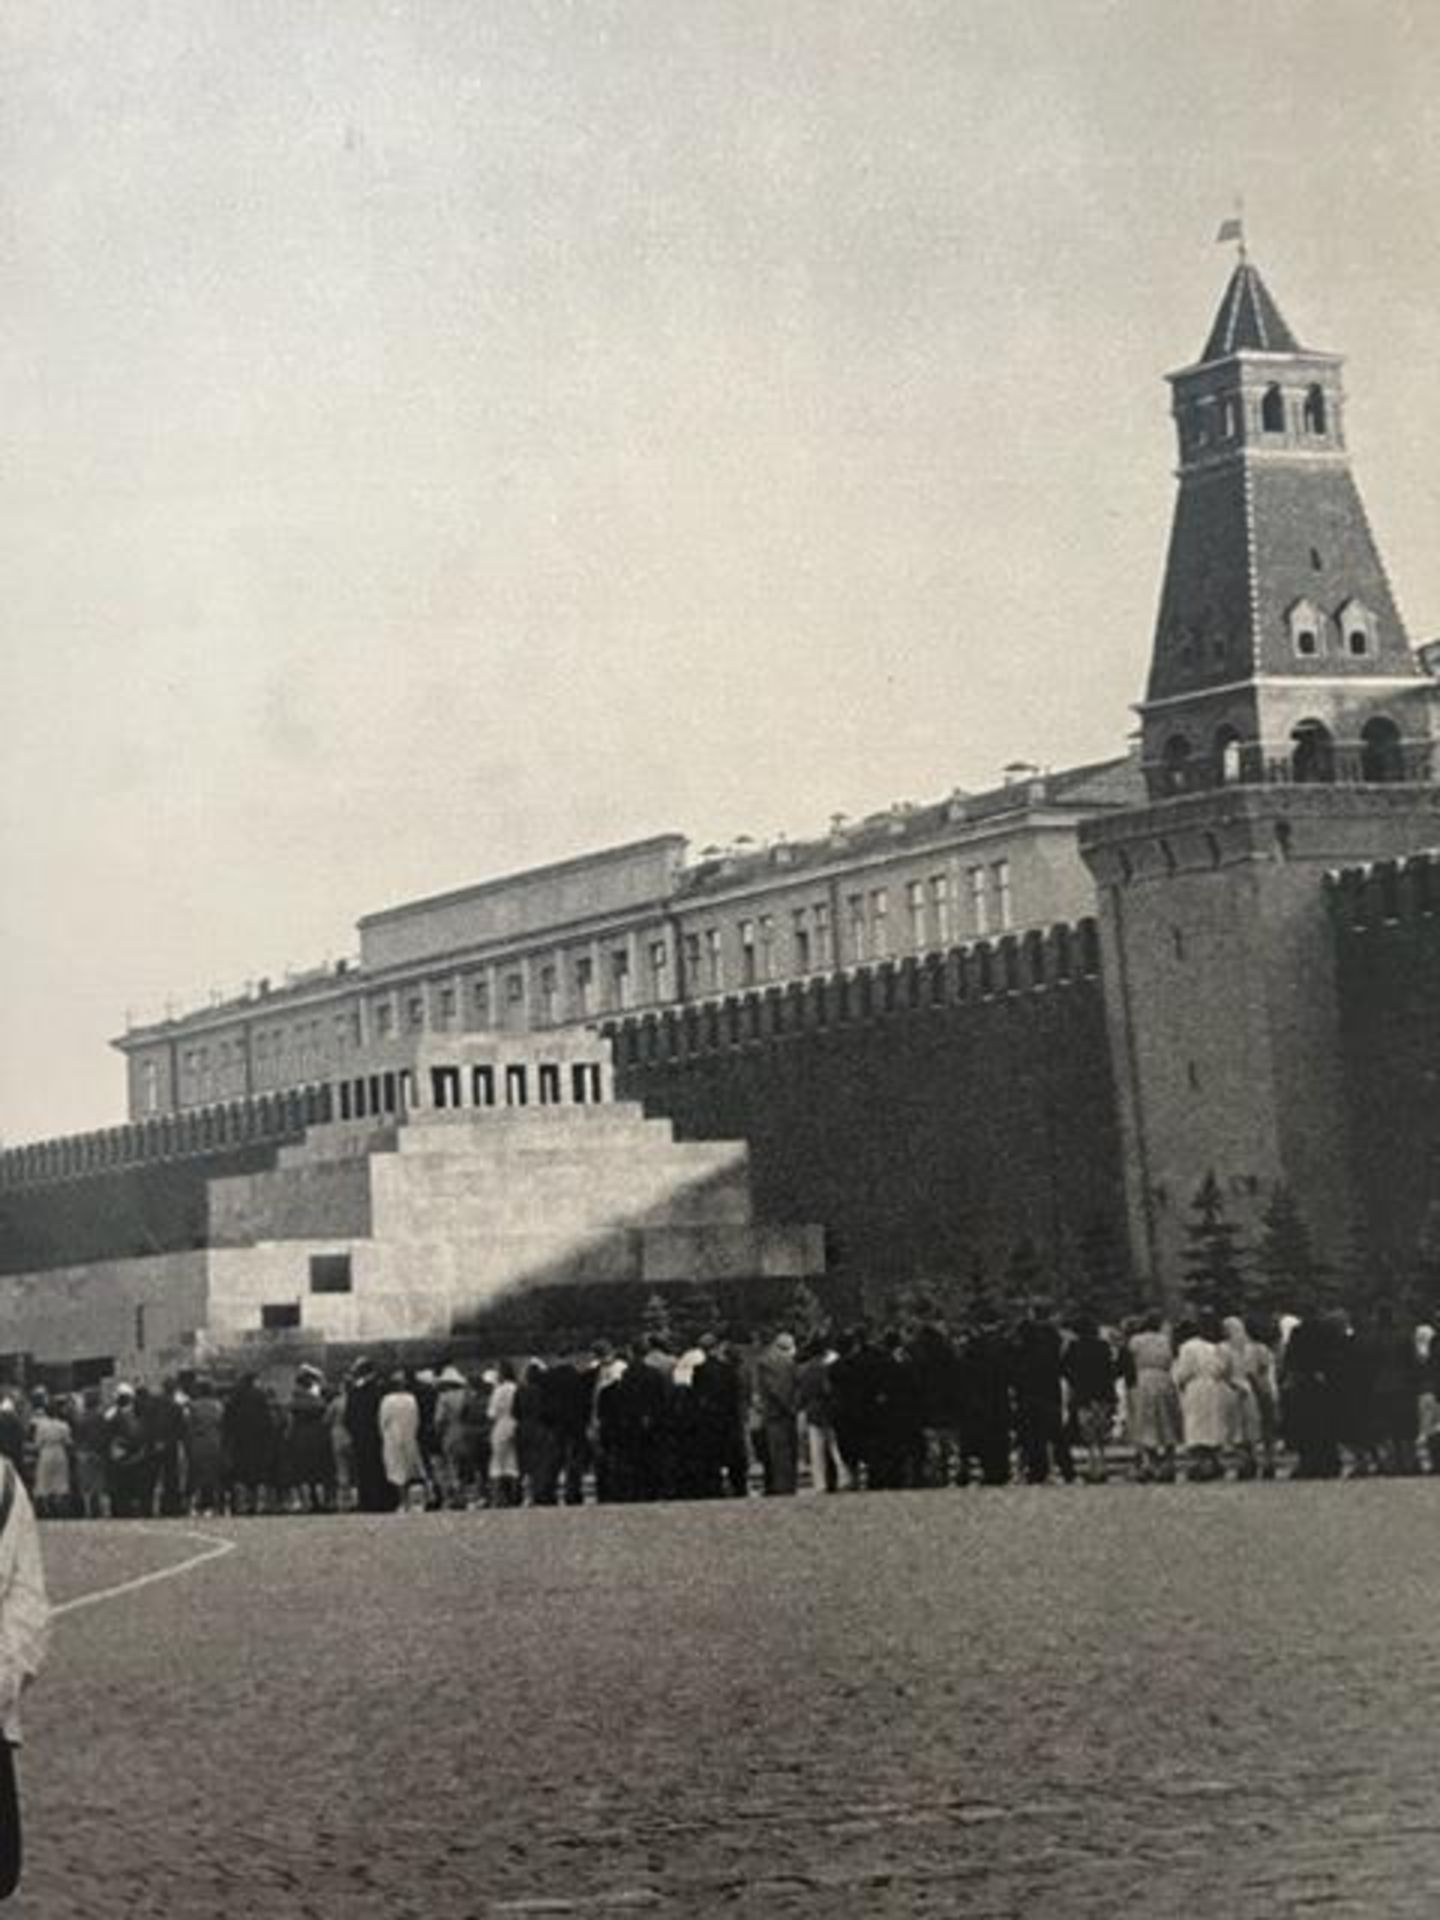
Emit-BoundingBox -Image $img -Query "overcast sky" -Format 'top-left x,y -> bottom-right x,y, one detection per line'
3,0 -> 1438,1142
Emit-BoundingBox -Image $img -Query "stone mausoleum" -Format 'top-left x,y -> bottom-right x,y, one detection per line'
0,1033 -> 825,1386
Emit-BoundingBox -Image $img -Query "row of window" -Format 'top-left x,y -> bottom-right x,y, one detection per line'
370,868 -> 1012,1018
1286,597 -> 1374,660
156,862 -> 1019,1103
1171,597 -> 1376,679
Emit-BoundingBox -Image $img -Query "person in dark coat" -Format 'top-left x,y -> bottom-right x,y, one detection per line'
1011,1303 -> 1074,1485
1357,1303 -> 1422,1475
828,1328 -> 878,1491
907,1317 -> 966,1488
1328,1311 -> 1378,1475
1280,1313 -> 1344,1479
155,1380 -> 190,1518
515,1362 -> 563,1506
287,1367 -> 335,1511
866,1330 -> 920,1490
544,1358 -> 594,1505
103,1386 -> 146,1518
132,1388 -> 167,1518
343,1361 -> 392,1512
690,1336 -> 749,1497
186,1379 -> 225,1516
957,1321 -> 1014,1486
753,1332 -> 799,1495
591,1351 -> 628,1505
607,1347 -> 670,1503
1061,1314 -> 1119,1482
222,1375 -> 274,1515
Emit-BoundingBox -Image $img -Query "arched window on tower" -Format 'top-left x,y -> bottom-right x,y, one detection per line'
1302,385 -> 1327,435
1215,726 -> 1245,786
1261,384 -> 1285,433
1290,719 -> 1335,785
1161,734 -> 1193,795
1360,716 -> 1405,784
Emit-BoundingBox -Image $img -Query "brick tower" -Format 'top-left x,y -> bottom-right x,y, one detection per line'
1082,254 -> 1438,1296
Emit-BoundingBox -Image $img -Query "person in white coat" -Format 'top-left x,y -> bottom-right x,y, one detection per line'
0,1451 -> 49,1899
378,1373 -> 429,1510
1172,1310 -> 1238,1481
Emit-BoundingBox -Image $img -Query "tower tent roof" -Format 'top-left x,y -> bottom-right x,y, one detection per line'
1200,262 -> 1301,362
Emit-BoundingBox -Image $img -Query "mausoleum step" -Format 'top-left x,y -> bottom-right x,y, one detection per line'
371,1190 -> 755,1236
369,1156 -> 749,1214
403,1103 -> 660,1138
375,1135 -> 746,1171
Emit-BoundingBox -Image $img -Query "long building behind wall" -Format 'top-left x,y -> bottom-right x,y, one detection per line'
111,757 -> 1143,1123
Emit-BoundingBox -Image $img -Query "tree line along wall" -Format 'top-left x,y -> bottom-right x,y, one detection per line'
1328,853 -> 1440,1278
606,922 -> 1130,1311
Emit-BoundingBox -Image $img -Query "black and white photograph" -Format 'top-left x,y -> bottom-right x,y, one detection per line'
1,3 -> 1438,1914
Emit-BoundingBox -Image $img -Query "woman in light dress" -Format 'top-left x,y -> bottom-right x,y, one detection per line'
1125,1310 -> 1183,1482
378,1372 -> 429,1510
29,1393 -> 73,1519
433,1366 -> 480,1508
1417,1325 -> 1439,1476
1172,1311 -> 1237,1480
486,1361 -> 521,1508
1221,1316 -> 1263,1478
1223,1315 -> 1280,1479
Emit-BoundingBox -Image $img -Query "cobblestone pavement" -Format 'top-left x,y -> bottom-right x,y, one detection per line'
19,1486 -> 1440,1918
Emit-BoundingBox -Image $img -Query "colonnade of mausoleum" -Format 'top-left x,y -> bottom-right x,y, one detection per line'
0,1031 -> 615,1192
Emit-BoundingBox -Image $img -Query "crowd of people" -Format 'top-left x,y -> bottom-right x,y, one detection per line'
2,1299 -> 1437,1517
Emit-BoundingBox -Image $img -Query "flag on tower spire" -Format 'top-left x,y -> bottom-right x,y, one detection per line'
1216,201 -> 1247,261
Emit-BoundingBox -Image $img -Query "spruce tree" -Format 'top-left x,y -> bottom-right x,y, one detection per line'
1179,1171 -> 1248,1319
674,1283 -> 721,1345
1254,1184 -> 1326,1318
1003,1235 -> 1047,1313
1331,1219 -> 1397,1321
959,1252 -> 998,1329
640,1288 -> 673,1347
1411,1201 -> 1440,1321
1073,1213 -> 1138,1324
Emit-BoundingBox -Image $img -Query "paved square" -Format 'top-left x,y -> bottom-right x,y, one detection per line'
24,1487 -> 1440,1917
